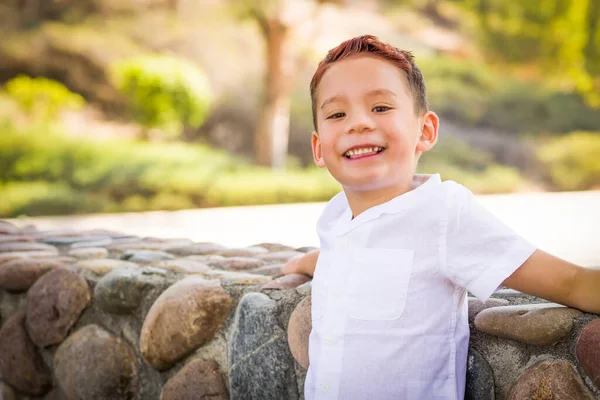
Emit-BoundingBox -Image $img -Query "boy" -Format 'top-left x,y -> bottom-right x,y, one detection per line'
281,35 -> 600,399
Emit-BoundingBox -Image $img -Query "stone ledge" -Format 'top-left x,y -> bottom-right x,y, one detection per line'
0,220 -> 598,400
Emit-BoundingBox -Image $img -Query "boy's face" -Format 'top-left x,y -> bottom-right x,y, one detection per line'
312,55 -> 437,194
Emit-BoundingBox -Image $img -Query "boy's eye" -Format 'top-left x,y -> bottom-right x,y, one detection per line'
373,106 -> 391,113
327,112 -> 345,120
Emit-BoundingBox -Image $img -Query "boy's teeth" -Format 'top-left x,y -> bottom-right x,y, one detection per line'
345,147 -> 381,157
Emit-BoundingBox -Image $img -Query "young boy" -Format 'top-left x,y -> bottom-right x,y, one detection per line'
281,35 -> 600,400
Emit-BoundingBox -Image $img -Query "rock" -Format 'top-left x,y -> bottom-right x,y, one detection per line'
0,242 -> 58,253
216,247 -> 268,257
491,289 -> 532,299
287,296 -> 312,369
70,238 -> 113,248
94,268 -> 167,314
41,236 -> 112,247
251,263 -> 285,277
0,221 -> 19,235
468,297 -> 509,322
229,292 -> 298,400
465,348 -> 495,400
576,318 -> 600,389
54,325 -> 138,400
296,281 -> 312,296
120,249 -> 175,264
139,276 -> 232,370
211,257 -> 266,271
506,360 -> 594,400
0,250 -> 60,264
257,251 -> 304,263
153,259 -> 213,274
185,254 -> 227,265
207,270 -> 271,286
68,247 -> 109,259
165,243 -> 226,256
0,258 -> 67,292
0,382 -> 18,400
0,312 -> 52,396
474,303 -> 583,346
262,274 -> 310,290
252,243 -> 296,252
26,268 -> 92,347
160,359 -> 228,400
74,258 -> 138,275
0,234 -> 35,243
295,246 -> 319,253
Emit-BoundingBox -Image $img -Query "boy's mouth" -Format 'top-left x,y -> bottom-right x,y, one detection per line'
343,146 -> 385,160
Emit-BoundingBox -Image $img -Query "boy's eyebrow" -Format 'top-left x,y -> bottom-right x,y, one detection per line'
320,89 -> 397,110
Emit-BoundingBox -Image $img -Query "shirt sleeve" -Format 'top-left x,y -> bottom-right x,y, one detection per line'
442,182 -> 537,302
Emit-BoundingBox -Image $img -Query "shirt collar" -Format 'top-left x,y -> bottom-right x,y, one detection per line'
317,174 -> 441,240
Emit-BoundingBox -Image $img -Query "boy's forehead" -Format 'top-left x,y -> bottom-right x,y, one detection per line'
316,55 -> 410,104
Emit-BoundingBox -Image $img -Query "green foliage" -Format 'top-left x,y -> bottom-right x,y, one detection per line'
420,56 -> 600,134
111,54 -> 213,138
537,131 -> 600,191
3,75 -> 84,123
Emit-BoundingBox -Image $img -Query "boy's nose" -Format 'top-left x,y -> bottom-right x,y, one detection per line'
346,112 -> 375,134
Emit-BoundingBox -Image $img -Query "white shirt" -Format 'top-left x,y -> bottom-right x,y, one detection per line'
305,174 -> 536,400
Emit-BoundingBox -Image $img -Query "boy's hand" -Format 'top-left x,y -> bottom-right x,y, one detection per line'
281,250 -> 320,277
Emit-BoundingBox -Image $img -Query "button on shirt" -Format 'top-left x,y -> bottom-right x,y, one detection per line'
304,174 -> 536,400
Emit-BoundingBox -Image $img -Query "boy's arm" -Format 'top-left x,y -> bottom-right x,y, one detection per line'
503,249 -> 600,314
281,249 -> 320,277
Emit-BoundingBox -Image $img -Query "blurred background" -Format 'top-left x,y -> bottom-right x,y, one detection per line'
1,0 -> 599,220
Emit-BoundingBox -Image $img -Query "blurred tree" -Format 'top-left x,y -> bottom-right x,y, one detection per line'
111,55 -> 213,141
236,0 -> 347,168
448,0 -> 600,105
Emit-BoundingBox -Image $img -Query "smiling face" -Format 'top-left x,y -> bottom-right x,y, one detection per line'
312,54 -> 438,197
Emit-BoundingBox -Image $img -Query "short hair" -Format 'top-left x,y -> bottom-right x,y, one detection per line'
309,35 -> 429,130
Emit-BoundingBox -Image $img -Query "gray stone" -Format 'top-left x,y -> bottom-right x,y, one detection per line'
120,249 -> 175,264
228,292 -> 298,400
41,235 -> 112,247
210,256 -> 266,271
54,324 -> 138,400
465,348 -> 495,400
296,281 -> 312,296
94,268 -> 167,314
216,247 -> 268,257
74,258 -> 138,275
468,297 -> 510,323
0,221 -> 19,235
166,243 -> 226,256
0,242 -> 58,253
68,247 -> 109,259
208,270 -> 271,286
257,251 -> 304,263
153,259 -> 213,274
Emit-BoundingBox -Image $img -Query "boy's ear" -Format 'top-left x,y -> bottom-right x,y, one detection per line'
311,131 -> 326,168
416,111 -> 439,153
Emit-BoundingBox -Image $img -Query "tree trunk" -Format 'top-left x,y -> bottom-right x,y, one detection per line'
254,19 -> 291,169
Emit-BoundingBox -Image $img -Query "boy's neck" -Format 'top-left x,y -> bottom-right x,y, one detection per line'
345,176 -> 414,219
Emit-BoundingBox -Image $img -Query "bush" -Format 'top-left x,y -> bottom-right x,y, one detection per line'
111,54 -> 213,139
3,75 -> 85,123
537,132 -> 600,191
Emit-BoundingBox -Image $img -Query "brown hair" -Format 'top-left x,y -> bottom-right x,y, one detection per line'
309,35 -> 428,130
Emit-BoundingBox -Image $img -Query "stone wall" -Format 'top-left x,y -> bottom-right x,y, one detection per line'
0,220 -> 598,400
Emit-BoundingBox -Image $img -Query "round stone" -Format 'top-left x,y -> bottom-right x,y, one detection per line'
161,359 -> 228,400
153,259 -> 213,274
295,246 -> 319,253
0,235 -> 34,243
257,251 -> 304,263
217,247 -> 268,257
468,297 -> 510,323
0,312 -> 52,396
120,249 -> 175,264
211,257 -> 266,271
262,274 -> 310,290
139,276 -> 232,370
576,318 -> 600,389
287,296 -> 312,369
68,247 -> 109,259
207,270 -> 271,286
0,221 -> 19,235
252,243 -> 296,252
54,325 -> 138,400
251,263 -> 285,277
74,258 -> 138,275
474,303 -> 583,346
0,242 -> 58,253
41,236 -> 112,247
165,243 -> 226,256
0,258 -> 67,292
0,382 -> 18,400
465,348 -> 495,400
0,250 -> 60,264
94,268 -> 167,314
506,360 -> 594,400
26,268 -> 92,347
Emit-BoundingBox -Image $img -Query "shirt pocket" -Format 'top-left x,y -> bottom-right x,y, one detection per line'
346,248 -> 414,321
310,251 -> 331,321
